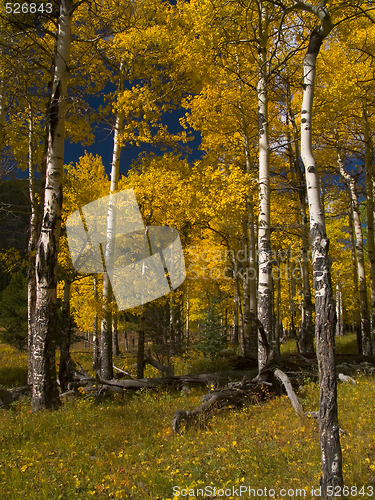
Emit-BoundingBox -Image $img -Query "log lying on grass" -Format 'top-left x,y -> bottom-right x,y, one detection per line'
58,364 -> 259,399
274,368 -> 304,418
171,366 -> 310,433
172,380 -> 276,433
55,351 -> 373,406
171,356 -> 374,433
0,386 -> 32,408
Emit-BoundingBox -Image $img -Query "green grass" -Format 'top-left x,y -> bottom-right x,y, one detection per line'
1,340 -> 375,499
280,332 -> 359,356
0,344 -> 28,388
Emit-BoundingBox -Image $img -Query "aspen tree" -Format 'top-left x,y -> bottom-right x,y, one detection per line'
337,152 -> 370,354
296,0 -> 343,493
32,0 -> 74,411
256,1 -> 273,370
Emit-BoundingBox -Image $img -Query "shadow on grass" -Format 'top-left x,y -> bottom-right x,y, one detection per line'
0,365 -> 28,388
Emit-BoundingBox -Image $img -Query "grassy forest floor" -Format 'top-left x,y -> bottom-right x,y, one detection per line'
1,335 -> 375,499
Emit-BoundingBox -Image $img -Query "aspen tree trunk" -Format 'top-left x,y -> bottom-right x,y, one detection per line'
335,285 -> 340,337
338,153 -> 370,354
32,0 -> 73,411
348,210 -> 361,349
299,1 -> 343,493
287,100 -> 314,353
112,312 -> 120,357
257,1 -> 273,371
92,276 -> 99,370
100,63 -> 124,380
27,106 -> 38,385
363,107 -> 375,353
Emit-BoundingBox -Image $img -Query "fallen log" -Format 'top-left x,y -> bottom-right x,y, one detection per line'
172,380 -> 278,433
338,373 -> 357,385
172,387 -> 264,433
145,351 -> 174,376
0,385 -> 32,408
274,368 -> 304,418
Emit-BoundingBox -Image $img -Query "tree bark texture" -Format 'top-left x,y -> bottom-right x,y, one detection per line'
32,0 -> 73,412
257,2 -> 273,372
27,106 -> 38,385
286,99 -> 314,354
299,1 -> 343,494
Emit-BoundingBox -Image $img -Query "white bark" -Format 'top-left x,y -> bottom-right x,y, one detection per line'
32,0 -> 73,412
100,62 -> 124,380
27,105 -> 37,385
257,1 -> 273,371
298,0 -> 343,493
286,97 -> 314,353
338,153 -> 370,351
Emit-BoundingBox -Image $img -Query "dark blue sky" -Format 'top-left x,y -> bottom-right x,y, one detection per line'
64,102 -> 202,178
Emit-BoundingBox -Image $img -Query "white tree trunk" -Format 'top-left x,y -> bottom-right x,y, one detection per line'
100,63 -> 124,380
32,0 -> 73,412
337,153 -> 370,352
298,1 -> 343,493
27,106 -> 38,385
257,1 -> 273,371
286,99 -> 314,353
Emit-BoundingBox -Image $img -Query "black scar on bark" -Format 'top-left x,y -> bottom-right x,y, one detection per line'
258,111 -> 266,134
49,81 -> 61,143
307,27 -> 324,56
